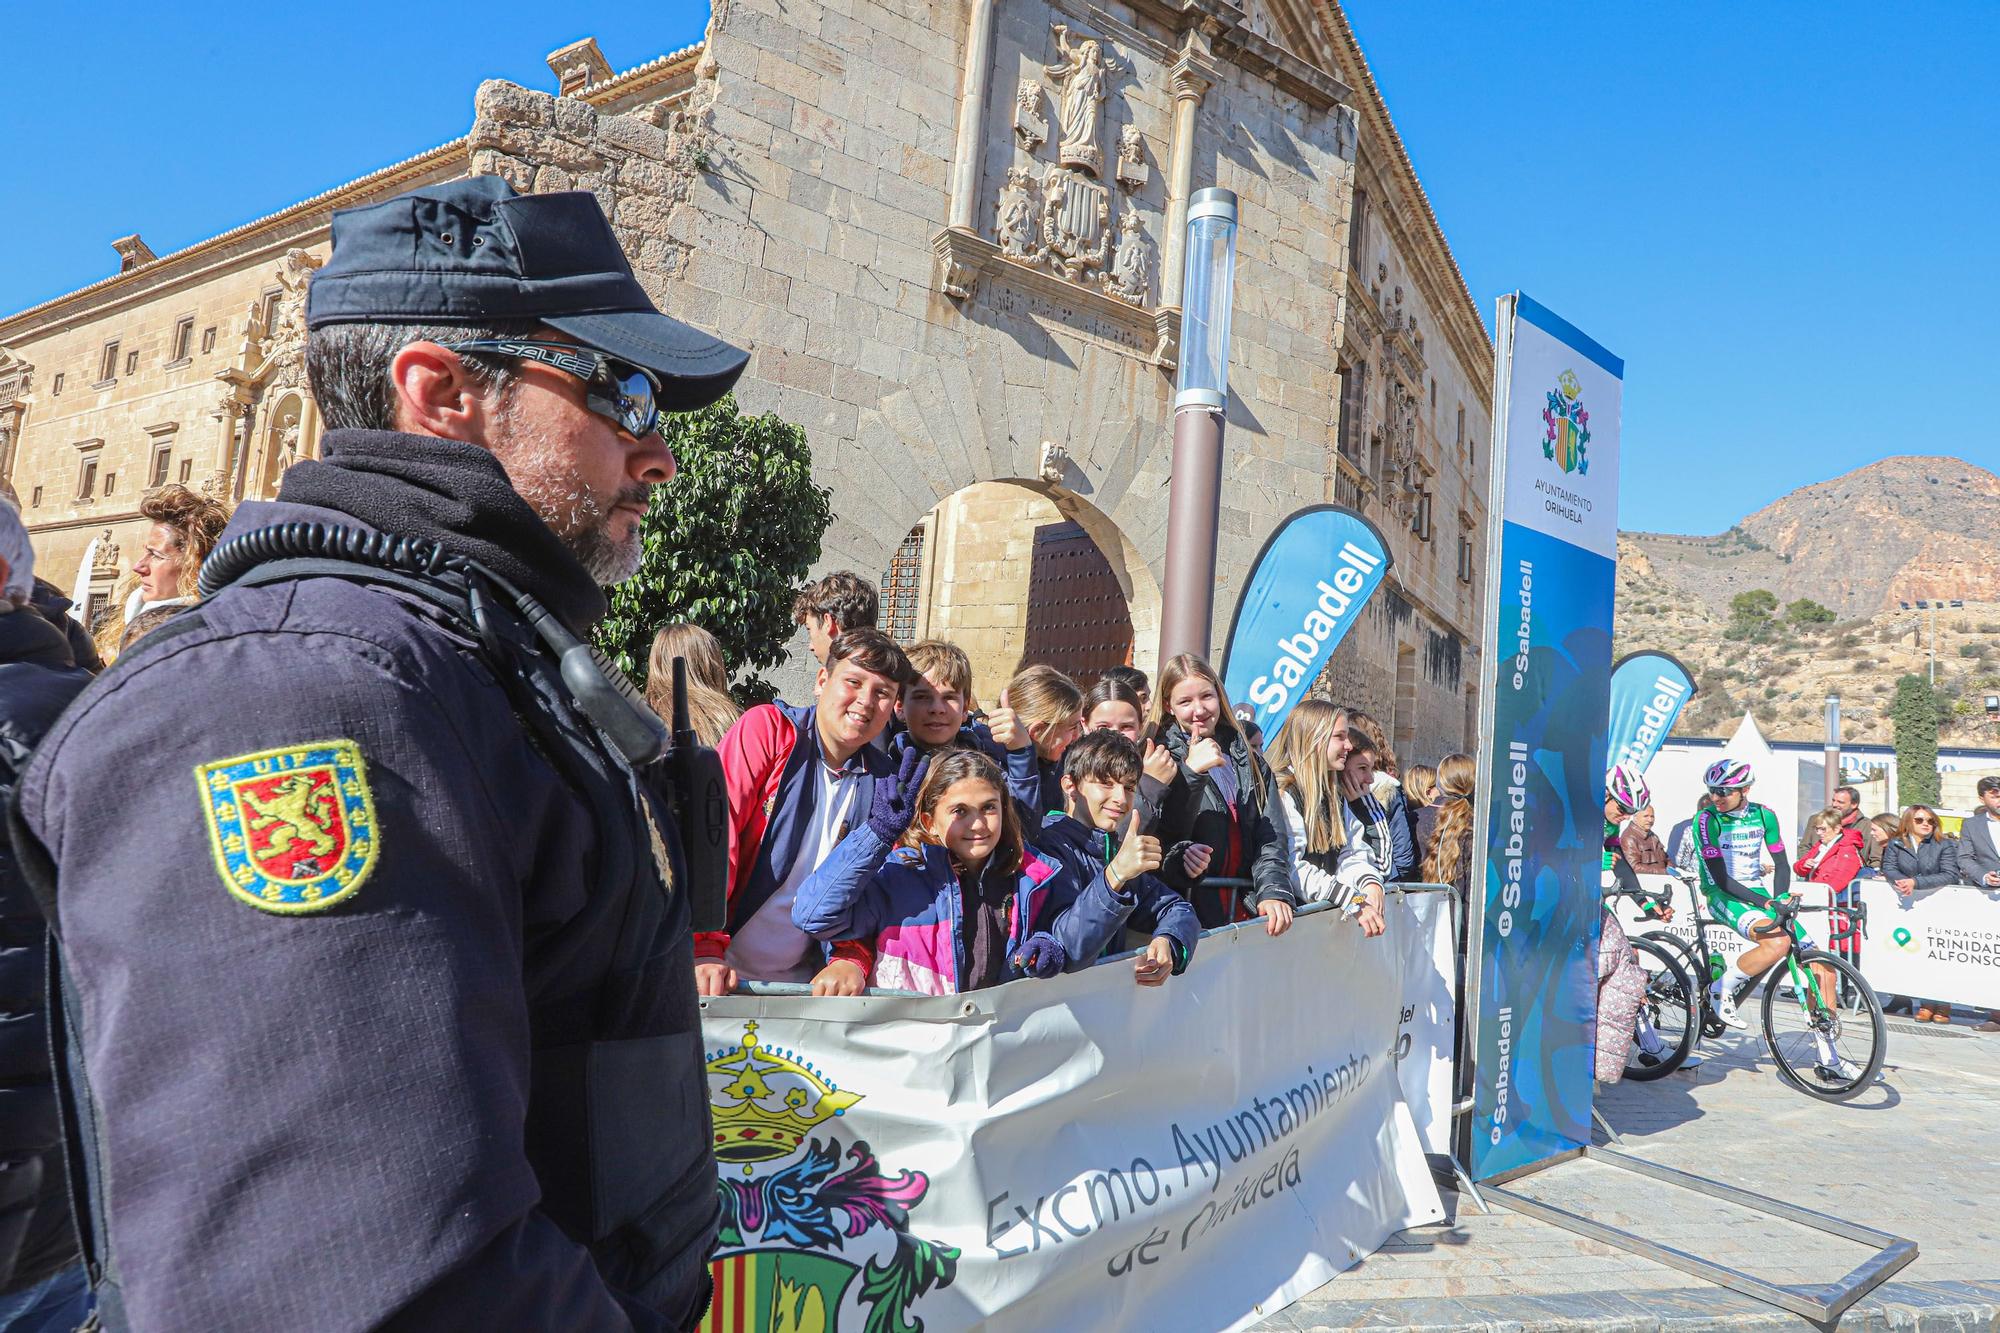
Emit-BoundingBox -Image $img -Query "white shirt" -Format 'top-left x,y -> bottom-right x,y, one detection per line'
725,754 -> 865,983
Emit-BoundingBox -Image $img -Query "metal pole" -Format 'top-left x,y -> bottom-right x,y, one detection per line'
1823,693 -> 1840,807
1159,407 -> 1224,661
1929,603 -> 1936,687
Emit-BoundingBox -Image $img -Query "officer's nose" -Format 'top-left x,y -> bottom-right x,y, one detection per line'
629,432 -> 677,486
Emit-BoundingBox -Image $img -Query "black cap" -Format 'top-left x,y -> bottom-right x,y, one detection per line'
306,175 -> 748,410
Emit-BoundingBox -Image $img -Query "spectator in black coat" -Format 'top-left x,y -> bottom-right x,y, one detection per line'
1883,805 -> 1963,1024
0,507 -> 93,1329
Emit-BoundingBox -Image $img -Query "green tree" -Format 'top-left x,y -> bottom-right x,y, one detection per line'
1890,673 -> 1941,806
1724,588 -> 1779,642
1783,597 -> 1835,625
595,394 -> 832,703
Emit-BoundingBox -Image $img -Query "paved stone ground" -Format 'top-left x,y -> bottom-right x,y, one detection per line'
1255,1012 -> 2000,1330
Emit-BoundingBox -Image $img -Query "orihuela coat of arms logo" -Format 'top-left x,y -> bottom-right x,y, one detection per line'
700,1022 -> 959,1333
1542,368 -> 1591,475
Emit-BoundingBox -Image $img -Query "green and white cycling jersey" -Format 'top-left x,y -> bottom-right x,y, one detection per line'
1694,802 -> 1785,902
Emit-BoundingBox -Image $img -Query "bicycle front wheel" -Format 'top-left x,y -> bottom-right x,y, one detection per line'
1624,936 -> 1698,1080
1761,949 -> 1885,1101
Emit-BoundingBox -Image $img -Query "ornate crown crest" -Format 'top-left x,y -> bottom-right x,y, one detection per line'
707,1022 -> 862,1173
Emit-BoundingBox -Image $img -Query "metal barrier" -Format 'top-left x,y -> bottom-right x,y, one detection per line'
735,880 -> 1456,997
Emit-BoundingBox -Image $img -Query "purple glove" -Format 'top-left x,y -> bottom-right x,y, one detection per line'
867,747 -> 930,844
1013,931 -> 1067,978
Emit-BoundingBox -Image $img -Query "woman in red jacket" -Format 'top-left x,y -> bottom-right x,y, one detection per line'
1794,807 -> 1867,969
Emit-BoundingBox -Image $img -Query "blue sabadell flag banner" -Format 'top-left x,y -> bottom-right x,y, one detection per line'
1466,293 -> 1623,1182
1606,650 -> 1696,776
1219,505 -> 1393,745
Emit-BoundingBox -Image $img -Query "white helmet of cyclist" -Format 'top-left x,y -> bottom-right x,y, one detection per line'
1703,757 -> 1754,792
1605,761 -> 1651,813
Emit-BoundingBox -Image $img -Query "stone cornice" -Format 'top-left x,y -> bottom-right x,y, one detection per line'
0,45 -> 703,343
1307,0 -> 1490,397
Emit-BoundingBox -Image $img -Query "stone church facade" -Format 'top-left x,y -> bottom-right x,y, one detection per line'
0,1 -> 1492,763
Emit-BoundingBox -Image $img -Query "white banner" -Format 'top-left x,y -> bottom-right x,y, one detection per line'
696,908 -> 1442,1333
1611,873 -> 1752,981
1856,876 -> 2000,1009
1392,889 -> 1457,1158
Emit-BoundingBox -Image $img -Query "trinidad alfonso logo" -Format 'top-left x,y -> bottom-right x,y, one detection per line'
1890,926 -> 1922,954
701,1022 -> 959,1333
1542,369 -> 1591,475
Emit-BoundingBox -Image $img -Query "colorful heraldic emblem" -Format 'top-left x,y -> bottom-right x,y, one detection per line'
702,1022 -> 960,1333
1542,368 -> 1591,475
196,740 -> 379,914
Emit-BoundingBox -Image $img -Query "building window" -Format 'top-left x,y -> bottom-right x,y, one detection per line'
76,455 -> 99,500
97,341 -> 120,385
1411,490 -> 1434,543
103,471 -> 117,496
1338,360 -> 1368,461
1430,378 -> 1437,411
178,459 -> 194,483
30,486 -> 42,507
259,290 -> 282,337
881,523 -> 926,643
150,443 -> 173,487
200,326 -> 217,354
1469,435 -> 1478,469
1456,404 -> 1466,447
1458,534 -> 1475,584
1349,189 -> 1369,270
169,317 -> 195,364
52,372 -> 64,395
124,350 -> 139,377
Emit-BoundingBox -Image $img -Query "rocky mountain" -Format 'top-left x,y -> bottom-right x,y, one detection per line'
1615,455 -> 2000,746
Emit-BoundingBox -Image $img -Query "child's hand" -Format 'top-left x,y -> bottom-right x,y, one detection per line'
693,960 -> 739,996
1258,899 -> 1294,937
1355,885 -> 1386,938
1108,833 -> 1163,889
1014,931 -> 1067,978
1186,737 -> 1226,774
810,959 -> 868,996
866,747 -> 930,843
1179,843 -> 1213,879
986,692 -> 1030,752
1142,740 -> 1178,786
1134,937 -> 1175,986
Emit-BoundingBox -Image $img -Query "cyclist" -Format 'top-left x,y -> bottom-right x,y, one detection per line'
1602,763 -> 1697,1071
1694,758 -> 1858,1081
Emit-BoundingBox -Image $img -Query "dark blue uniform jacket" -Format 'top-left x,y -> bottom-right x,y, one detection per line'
10,430 -> 717,1331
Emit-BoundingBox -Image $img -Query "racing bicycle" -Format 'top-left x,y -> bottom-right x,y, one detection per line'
1634,872 -> 1885,1101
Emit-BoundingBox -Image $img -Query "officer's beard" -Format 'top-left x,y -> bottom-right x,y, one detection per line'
491,410 -> 648,585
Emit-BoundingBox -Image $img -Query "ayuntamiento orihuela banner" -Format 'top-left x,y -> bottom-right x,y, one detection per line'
695,904 -> 1445,1332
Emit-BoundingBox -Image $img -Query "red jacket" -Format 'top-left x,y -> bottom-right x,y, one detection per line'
1794,827 -> 1866,895
703,701 -> 878,974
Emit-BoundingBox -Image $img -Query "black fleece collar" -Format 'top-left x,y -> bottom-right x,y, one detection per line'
277,428 -> 607,634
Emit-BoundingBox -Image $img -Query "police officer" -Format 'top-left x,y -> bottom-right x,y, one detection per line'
8,176 -> 748,1329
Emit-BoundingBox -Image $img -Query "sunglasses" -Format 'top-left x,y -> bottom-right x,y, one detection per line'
443,339 -> 664,439
1912,816 -> 1935,826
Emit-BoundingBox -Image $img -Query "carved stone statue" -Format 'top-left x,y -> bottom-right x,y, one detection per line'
1114,124 -> 1148,191
995,167 -> 1042,260
1041,168 -> 1112,281
1013,80 -> 1047,153
1045,24 -> 1123,175
1104,211 -> 1151,305
93,530 -> 119,576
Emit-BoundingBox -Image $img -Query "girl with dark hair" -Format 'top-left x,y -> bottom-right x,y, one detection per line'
792,749 -> 1129,995
1147,654 -> 1297,933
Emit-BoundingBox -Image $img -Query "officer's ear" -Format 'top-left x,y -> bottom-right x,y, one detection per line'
389,342 -> 502,444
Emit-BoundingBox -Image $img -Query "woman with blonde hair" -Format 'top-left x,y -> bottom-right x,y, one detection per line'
94,484 -> 231,660
643,622 -> 740,747
1422,754 -> 1476,897
1148,654 -> 1297,934
1267,699 -> 1386,936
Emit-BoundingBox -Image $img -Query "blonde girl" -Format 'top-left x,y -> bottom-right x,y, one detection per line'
1268,699 -> 1386,936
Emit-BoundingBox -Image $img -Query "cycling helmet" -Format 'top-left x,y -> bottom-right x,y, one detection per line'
1605,761 -> 1651,813
1703,757 -> 1753,792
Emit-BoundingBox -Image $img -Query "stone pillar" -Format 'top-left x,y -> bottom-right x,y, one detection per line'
1160,52 -> 1214,311
944,0 -> 999,233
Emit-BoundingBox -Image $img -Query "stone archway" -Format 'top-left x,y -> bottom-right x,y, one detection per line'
878,477 -> 1160,707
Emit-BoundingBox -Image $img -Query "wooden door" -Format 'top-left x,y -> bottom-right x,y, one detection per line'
1022,521 -> 1132,682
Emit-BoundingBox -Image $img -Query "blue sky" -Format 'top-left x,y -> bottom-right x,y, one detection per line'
4,4 -> 1993,534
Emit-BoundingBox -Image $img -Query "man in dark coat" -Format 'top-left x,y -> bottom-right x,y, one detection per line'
0,508 -> 93,1331
8,178 -> 748,1330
